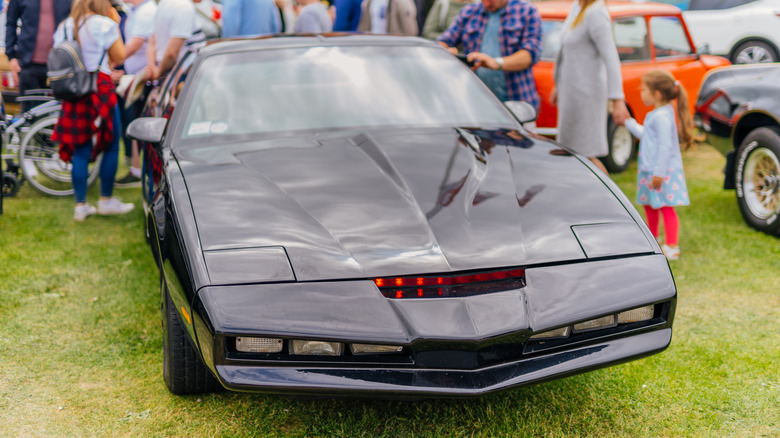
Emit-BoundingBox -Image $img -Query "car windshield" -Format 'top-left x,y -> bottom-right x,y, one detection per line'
177,45 -> 516,142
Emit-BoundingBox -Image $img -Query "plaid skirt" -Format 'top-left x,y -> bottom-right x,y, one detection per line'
52,72 -> 117,163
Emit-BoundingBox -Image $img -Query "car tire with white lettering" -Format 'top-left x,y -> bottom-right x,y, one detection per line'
735,127 -> 780,236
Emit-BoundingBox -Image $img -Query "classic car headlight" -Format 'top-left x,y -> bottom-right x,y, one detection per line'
573,315 -> 617,333
530,305 -> 657,340
529,326 -> 570,340
235,337 -> 283,353
290,340 -> 344,356
617,305 -> 655,323
350,344 -> 404,355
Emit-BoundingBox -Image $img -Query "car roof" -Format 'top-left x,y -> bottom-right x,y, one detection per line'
198,34 -> 439,57
535,1 -> 682,20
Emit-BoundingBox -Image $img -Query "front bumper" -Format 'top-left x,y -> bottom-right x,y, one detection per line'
193,254 -> 676,397
216,328 -> 671,397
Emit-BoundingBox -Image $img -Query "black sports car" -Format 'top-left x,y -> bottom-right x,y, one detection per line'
128,35 -> 676,397
694,63 -> 780,236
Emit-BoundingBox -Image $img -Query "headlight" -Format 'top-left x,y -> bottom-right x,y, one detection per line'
290,340 -> 344,356
530,326 -> 571,340
573,315 -> 617,333
235,337 -> 283,353
350,344 -> 404,355
618,305 -> 655,323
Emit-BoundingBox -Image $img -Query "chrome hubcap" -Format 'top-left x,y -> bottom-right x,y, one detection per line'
611,125 -> 633,165
744,147 -> 780,219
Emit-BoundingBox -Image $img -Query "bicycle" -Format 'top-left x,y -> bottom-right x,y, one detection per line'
1,89 -> 101,197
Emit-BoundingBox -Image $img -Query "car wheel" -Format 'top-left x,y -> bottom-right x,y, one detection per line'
162,287 -> 222,394
732,40 -> 778,64
601,117 -> 636,174
735,127 -> 780,235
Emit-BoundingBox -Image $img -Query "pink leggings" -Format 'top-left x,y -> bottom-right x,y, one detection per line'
643,206 -> 679,246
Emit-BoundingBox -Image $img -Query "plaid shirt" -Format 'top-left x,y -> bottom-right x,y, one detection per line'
53,72 -> 118,163
437,0 -> 542,109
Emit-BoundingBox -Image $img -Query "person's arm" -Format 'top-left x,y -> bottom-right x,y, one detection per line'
588,5 -> 629,124
5,0 -> 21,84
107,9 -> 125,67
108,38 -> 126,68
123,35 -> 146,60
466,4 -> 540,72
145,34 -> 157,77
624,118 -> 644,139
157,37 -> 185,78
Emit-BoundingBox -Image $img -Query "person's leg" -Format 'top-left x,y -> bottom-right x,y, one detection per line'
589,156 -> 608,174
71,142 -> 92,204
72,141 -> 98,221
118,96 -> 133,163
18,64 -> 46,113
660,206 -> 679,247
115,98 -> 143,186
99,106 -> 122,198
643,205 -> 660,239
97,106 -> 135,216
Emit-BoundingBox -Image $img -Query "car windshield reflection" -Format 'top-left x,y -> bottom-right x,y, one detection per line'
177,45 -> 515,143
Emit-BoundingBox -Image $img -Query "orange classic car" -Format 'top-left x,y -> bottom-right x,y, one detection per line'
532,0 -> 730,172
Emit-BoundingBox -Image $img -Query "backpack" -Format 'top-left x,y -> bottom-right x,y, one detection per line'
47,25 -> 104,101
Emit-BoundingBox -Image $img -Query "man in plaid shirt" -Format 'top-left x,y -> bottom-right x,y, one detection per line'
436,0 -> 542,109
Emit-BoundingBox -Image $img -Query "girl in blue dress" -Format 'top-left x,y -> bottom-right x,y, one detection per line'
622,69 -> 693,260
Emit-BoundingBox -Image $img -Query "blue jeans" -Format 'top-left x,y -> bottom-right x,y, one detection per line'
71,106 -> 121,203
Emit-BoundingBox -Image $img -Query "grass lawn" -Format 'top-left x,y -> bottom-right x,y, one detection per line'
0,143 -> 778,437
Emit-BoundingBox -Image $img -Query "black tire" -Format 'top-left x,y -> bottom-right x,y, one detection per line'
162,288 -> 222,394
2,172 -> 20,197
735,127 -> 780,236
601,117 -> 637,174
732,40 -> 778,64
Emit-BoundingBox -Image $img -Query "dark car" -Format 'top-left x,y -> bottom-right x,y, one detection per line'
128,35 -> 677,397
694,63 -> 780,236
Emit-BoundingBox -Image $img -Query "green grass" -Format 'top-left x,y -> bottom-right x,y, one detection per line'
0,144 -> 778,437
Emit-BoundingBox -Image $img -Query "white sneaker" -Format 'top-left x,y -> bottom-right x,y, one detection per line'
661,244 -> 680,261
98,197 -> 135,216
74,204 -> 97,221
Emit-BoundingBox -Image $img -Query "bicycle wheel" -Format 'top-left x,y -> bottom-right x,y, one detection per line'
19,115 -> 101,197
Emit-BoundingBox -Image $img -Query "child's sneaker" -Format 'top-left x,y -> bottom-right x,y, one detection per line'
661,244 -> 680,261
74,204 -> 97,221
98,197 -> 135,216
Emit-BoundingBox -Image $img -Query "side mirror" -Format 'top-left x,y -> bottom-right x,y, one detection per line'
126,117 -> 168,144
697,43 -> 711,55
505,101 -> 537,124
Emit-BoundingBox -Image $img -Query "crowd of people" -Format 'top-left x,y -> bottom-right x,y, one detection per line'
2,0 -> 690,258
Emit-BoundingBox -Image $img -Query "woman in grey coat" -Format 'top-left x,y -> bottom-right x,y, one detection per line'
552,0 -> 629,173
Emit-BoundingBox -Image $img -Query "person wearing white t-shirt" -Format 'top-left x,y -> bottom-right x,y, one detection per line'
146,0 -> 203,80
52,0 -> 134,221
123,0 -> 156,75
114,0 -> 157,187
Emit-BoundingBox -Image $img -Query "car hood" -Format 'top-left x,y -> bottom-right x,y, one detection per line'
176,127 -> 649,282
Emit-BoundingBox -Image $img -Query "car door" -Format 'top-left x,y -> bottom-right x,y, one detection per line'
647,14 -> 710,116
612,15 -> 654,123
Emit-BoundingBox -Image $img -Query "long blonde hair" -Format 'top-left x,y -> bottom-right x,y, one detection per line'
571,0 -> 597,29
642,69 -> 694,148
69,0 -> 113,42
